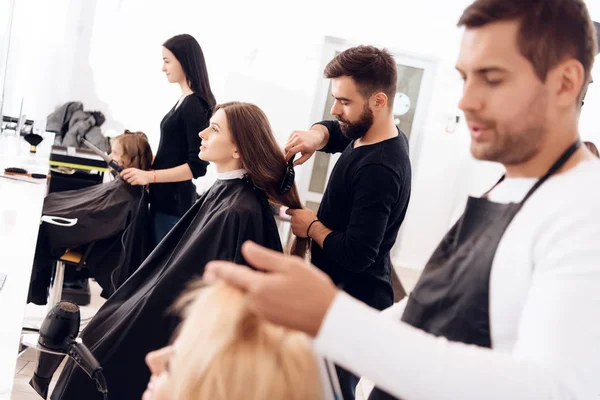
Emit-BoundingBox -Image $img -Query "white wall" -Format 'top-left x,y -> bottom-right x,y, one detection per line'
0,0 -> 15,111
3,0 -> 600,270
1,0 -> 82,120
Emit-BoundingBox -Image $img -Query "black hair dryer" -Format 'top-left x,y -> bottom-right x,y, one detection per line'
29,301 -> 108,399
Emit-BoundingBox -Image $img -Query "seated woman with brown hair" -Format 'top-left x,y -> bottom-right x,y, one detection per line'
28,130 -> 153,305
52,102 -> 308,399
143,282 -> 324,400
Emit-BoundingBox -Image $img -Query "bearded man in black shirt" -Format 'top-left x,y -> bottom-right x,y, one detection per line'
285,45 -> 412,399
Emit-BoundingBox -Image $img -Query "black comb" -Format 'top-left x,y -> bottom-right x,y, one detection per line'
278,156 -> 295,195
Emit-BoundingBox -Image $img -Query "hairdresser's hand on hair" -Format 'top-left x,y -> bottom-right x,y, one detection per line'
204,241 -> 338,336
286,208 -> 332,247
121,168 -> 152,186
284,127 -> 329,166
286,208 -> 317,238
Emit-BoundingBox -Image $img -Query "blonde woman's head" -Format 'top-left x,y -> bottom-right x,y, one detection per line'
143,282 -> 323,400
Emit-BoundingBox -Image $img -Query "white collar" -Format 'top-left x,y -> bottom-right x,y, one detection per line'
216,169 -> 247,180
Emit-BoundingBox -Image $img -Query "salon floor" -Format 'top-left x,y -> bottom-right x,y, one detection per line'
11,268 -> 421,400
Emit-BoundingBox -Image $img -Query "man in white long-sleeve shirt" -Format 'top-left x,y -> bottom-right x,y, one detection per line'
204,0 -> 600,399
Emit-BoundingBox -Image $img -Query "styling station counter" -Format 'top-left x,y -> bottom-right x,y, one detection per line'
0,133 -> 53,398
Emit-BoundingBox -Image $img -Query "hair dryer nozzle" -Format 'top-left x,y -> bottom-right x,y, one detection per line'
30,355 -> 64,399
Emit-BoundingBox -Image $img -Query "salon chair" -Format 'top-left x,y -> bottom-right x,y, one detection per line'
42,216 -> 95,312
51,244 -> 95,307
22,221 -> 96,334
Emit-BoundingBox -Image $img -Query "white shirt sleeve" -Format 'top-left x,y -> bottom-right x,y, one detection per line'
313,205 -> 600,400
380,298 -> 407,320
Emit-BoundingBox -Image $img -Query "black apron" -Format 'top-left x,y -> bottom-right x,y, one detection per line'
369,140 -> 581,400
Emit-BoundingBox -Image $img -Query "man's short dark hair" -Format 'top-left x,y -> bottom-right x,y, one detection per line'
458,0 -> 598,102
324,45 -> 398,108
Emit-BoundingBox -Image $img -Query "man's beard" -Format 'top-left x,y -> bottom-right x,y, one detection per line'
337,104 -> 374,140
467,88 -> 548,165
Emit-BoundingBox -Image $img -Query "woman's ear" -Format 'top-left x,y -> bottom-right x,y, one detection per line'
232,148 -> 241,159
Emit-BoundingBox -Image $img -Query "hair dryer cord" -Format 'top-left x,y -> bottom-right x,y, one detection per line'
94,370 -> 108,399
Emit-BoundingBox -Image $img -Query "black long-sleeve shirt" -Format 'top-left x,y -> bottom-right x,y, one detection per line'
311,120 -> 411,310
150,94 -> 210,216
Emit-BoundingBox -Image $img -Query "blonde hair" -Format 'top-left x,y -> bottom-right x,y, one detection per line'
171,282 -> 323,400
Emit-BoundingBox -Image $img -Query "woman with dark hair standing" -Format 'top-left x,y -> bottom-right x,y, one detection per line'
121,34 -> 216,246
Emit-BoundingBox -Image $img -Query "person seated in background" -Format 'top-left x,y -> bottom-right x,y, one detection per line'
52,102 -> 309,400
28,130 -> 152,305
584,141 -> 599,157
142,282 -> 323,400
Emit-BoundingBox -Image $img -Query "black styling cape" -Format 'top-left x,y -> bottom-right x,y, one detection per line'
28,178 -> 149,304
51,178 -> 284,400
